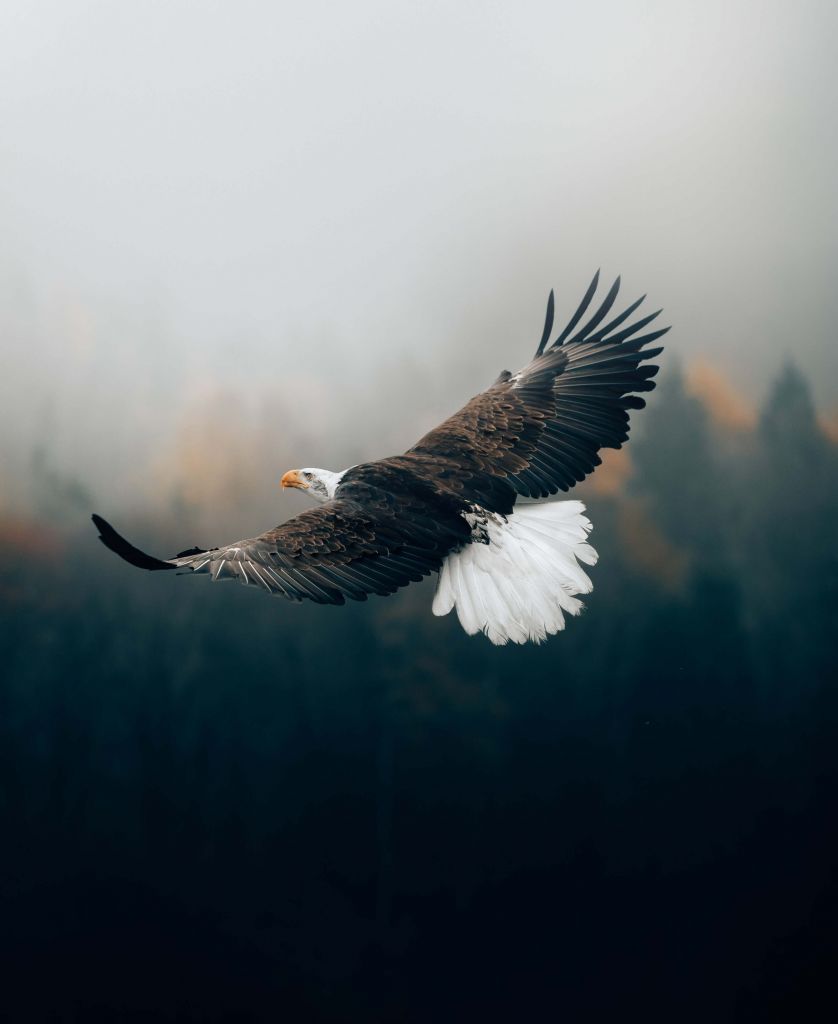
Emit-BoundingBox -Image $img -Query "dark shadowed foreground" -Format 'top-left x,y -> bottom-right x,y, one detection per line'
2,366 -> 837,1023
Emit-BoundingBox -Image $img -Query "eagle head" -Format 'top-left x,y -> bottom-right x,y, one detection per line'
280,468 -> 343,503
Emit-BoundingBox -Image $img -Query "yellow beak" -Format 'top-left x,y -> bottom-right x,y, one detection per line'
281,469 -> 309,490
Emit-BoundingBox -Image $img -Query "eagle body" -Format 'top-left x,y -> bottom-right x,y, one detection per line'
93,273 -> 667,644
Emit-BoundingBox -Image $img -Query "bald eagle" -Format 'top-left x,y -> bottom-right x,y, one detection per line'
92,272 -> 667,644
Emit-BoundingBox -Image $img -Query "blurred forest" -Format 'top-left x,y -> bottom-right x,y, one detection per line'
1,362 -> 837,1022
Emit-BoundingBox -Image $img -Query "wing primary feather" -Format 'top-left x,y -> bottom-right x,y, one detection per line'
258,562 -> 298,600
601,309 -> 663,346
270,565 -> 307,600
567,275 -> 621,344
246,561 -> 275,593
554,270 -> 600,347
535,289 -> 555,357
283,565 -> 337,603
568,340 -> 665,372
586,294 -> 646,343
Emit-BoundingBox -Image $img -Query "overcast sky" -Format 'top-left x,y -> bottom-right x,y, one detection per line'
2,0 -> 835,525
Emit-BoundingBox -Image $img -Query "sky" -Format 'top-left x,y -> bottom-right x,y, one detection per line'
1,0 -> 836,530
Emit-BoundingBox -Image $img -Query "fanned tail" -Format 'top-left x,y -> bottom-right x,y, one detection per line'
432,501 -> 598,645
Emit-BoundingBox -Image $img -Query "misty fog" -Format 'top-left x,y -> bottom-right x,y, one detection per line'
2,0 -> 836,532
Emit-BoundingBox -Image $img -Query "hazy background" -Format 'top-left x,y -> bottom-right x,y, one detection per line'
2,3 -> 837,1021
2,0 -> 837,532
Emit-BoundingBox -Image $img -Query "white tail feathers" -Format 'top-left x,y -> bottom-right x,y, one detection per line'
432,501 -> 599,645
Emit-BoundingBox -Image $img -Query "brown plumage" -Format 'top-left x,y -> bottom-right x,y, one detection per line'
92,272 -> 667,639
409,271 -> 666,502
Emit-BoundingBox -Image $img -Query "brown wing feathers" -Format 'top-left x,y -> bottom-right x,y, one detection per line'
93,272 -> 666,607
521,273 -> 667,497
410,271 -> 667,500
92,485 -> 467,606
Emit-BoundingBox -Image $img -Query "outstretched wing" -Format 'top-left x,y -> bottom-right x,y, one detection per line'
409,272 -> 668,499
92,489 -> 458,605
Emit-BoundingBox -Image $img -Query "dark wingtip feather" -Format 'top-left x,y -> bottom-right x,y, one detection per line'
602,308 -> 664,347
588,293 -> 646,344
554,270 -> 601,347
91,513 -> 175,572
567,275 -> 622,345
535,289 -> 555,357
